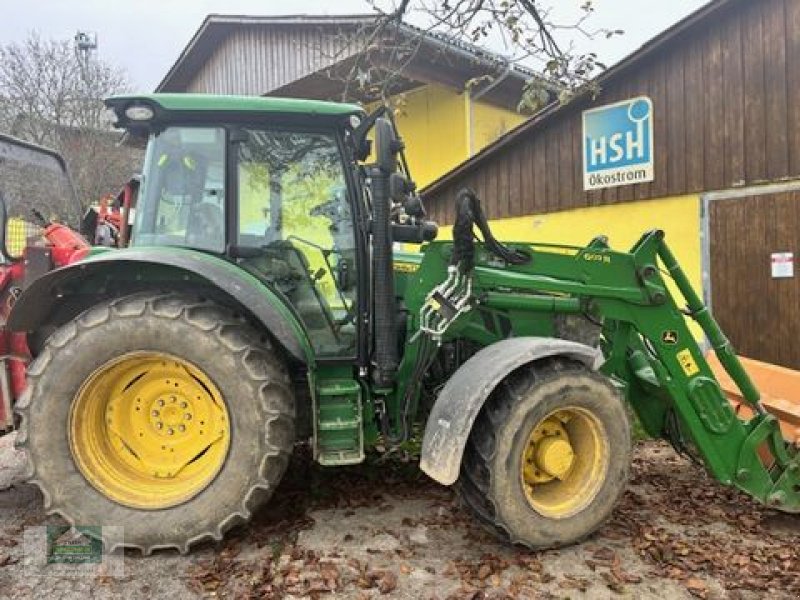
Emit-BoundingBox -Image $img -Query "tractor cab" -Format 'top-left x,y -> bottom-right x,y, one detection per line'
106,94 -> 436,363
108,94 -> 377,359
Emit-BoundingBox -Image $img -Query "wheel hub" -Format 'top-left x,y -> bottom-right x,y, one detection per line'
145,395 -> 194,436
535,436 -> 575,479
70,352 -> 230,509
520,408 -> 609,519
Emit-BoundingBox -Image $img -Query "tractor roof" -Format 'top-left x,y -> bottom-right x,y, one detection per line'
105,93 -> 365,131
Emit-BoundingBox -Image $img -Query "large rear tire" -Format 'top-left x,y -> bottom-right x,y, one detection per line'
15,292 -> 295,554
457,358 -> 630,549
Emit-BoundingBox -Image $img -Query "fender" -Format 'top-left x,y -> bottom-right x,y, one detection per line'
7,247 -> 314,364
420,337 -> 600,485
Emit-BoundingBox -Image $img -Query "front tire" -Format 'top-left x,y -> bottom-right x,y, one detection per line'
15,292 -> 295,554
457,358 -> 630,549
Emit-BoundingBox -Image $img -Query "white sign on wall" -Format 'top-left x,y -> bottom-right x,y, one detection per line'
582,96 -> 654,191
771,252 -> 794,278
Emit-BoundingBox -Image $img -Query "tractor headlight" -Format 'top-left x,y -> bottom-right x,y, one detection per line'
124,104 -> 155,121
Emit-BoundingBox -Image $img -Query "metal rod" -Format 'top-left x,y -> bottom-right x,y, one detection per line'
482,292 -> 582,313
657,240 -> 763,413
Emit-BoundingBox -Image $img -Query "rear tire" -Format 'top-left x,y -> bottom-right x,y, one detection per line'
457,358 -> 630,549
15,292 -> 295,554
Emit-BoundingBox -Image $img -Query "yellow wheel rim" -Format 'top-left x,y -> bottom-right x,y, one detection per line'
69,352 -> 230,510
520,407 -> 609,519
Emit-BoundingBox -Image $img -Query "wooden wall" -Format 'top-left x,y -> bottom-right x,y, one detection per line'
184,25 -> 358,96
424,0 -> 800,225
709,190 -> 800,368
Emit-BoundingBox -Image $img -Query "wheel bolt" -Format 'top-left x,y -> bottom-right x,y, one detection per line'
158,399 -> 165,407
185,413 -> 192,420
178,425 -> 185,432
156,422 -> 163,429
180,402 -> 187,409
170,396 -> 176,403
152,410 -> 159,417
167,428 -> 174,435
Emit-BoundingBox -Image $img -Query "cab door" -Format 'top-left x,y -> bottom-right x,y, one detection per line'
234,128 -> 359,359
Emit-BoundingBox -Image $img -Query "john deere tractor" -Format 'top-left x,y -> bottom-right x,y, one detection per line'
8,94 -> 800,554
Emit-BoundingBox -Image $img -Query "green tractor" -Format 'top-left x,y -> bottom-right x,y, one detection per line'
10,94 -> 800,554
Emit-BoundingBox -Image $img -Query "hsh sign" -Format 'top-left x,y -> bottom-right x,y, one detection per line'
582,97 -> 654,191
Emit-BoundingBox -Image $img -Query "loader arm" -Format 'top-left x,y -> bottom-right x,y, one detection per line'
402,229 -> 800,514
528,231 -> 800,511
598,232 -> 800,511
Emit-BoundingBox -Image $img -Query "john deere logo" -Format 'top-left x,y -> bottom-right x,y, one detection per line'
661,330 -> 678,345
46,525 -> 102,564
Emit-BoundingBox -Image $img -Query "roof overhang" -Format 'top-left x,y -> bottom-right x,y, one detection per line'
156,14 -> 543,112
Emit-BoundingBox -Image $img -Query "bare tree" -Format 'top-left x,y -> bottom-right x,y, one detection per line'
313,1 -> 620,111
0,32 -> 139,206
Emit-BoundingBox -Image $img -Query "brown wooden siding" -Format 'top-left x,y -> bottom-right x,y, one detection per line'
425,0 -> 800,225
709,190 -> 800,369
185,25 -> 358,95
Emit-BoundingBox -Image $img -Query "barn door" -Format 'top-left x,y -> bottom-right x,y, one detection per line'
708,190 -> 800,369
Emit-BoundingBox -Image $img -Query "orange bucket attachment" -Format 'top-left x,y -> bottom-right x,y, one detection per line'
707,353 -> 800,445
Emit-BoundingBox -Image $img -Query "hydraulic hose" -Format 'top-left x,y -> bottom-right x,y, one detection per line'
451,188 -> 530,271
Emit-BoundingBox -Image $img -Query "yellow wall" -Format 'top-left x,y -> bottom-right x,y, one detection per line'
375,84 -> 527,188
469,100 -> 525,156
390,84 -> 466,188
434,194 -> 704,337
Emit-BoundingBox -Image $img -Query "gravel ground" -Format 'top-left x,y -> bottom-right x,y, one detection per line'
0,433 -> 796,600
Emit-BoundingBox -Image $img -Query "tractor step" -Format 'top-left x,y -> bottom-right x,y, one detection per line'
314,379 -> 364,466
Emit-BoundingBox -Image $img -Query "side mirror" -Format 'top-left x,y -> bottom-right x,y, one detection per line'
373,117 -> 400,175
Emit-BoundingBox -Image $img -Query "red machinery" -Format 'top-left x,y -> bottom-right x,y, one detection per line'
0,133 -> 92,429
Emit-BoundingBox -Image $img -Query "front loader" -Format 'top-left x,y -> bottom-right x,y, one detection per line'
5,94 -> 799,554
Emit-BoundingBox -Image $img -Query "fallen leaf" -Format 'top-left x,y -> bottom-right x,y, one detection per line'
685,577 -> 707,598
377,570 -> 397,594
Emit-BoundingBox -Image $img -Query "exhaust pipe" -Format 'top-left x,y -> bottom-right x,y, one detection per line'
370,118 -> 401,388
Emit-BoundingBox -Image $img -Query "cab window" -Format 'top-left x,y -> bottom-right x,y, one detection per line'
236,129 -> 357,358
135,127 -> 225,253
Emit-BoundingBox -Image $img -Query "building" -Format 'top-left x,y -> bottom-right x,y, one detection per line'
156,14 -> 536,187
423,0 -> 800,369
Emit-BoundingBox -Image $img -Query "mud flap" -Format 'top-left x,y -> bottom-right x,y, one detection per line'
420,337 -> 600,485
